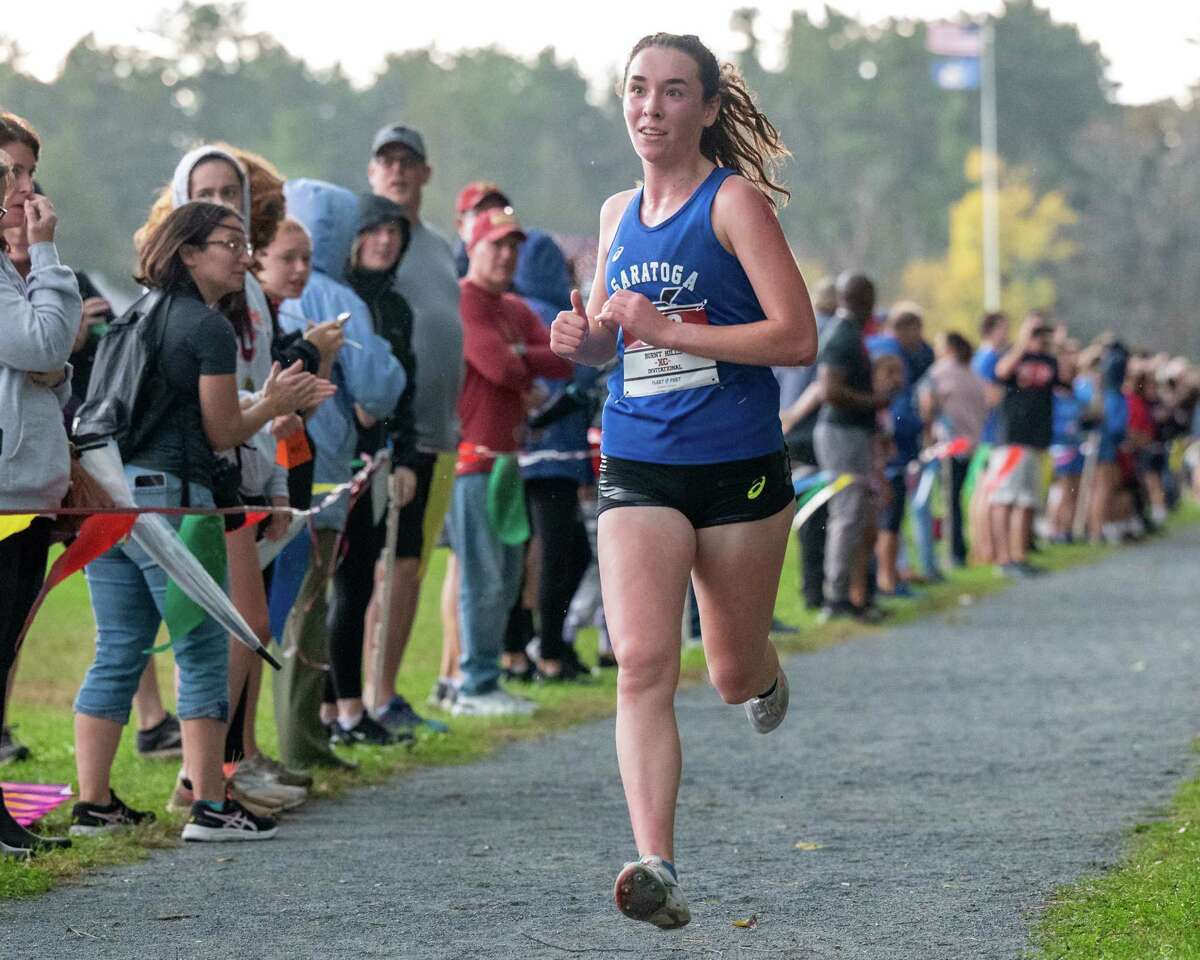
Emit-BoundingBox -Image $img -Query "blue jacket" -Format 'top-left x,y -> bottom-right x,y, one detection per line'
514,231 -> 598,485
278,179 -> 405,528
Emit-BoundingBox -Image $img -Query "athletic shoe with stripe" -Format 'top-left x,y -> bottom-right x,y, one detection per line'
613,855 -> 691,929
182,798 -> 278,842
744,668 -> 790,734
70,791 -> 156,836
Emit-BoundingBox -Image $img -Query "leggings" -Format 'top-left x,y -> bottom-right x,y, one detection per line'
324,493 -> 383,705
525,478 -> 592,662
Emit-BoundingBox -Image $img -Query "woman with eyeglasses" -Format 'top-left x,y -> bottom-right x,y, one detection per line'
72,201 -> 334,842
0,112 -> 82,856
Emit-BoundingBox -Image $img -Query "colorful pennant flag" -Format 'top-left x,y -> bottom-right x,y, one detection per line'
925,22 -> 982,57
0,514 -> 36,544
2,782 -> 72,827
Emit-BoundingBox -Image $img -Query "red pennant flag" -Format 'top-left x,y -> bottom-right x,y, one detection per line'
15,513 -> 136,651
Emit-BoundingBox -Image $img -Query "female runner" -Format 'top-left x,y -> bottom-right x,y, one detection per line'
550,33 -> 817,929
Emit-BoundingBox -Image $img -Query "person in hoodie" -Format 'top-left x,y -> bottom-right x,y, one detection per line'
319,192 -> 422,745
514,231 -> 599,681
137,144 -> 310,815
274,178 -> 405,769
0,116 -> 81,855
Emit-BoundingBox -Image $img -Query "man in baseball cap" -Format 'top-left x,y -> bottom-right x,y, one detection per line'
467,206 -> 526,254
371,123 -> 427,162
454,181 -> 513,277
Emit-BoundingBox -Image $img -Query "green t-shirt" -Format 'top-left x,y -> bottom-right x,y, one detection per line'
817,314 -> 875,431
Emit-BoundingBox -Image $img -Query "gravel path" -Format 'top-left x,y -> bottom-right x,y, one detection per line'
4,527 -> 1198,960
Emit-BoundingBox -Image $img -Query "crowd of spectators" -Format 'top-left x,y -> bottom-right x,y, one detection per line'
1,106 -> 1199,853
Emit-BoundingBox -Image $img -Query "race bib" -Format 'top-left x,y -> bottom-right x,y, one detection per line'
622,295 -> 719,398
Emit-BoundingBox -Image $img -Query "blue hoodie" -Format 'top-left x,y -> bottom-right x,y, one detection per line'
278,179 -> 405,528
513,231 -> 598,485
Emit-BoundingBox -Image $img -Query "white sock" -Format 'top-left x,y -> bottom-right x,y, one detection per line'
338,710 -> 363,732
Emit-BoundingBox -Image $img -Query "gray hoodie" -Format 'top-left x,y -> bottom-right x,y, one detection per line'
170,145 -> 285,499
0,243 -> 82,510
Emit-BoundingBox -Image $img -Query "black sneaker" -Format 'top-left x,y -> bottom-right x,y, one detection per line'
0,726 -> 31,765
136,713 -> 183,759
374,695 -> 449,734
70,791 -> 156,836
182,798 -> 278,842
597,653 -> 618,670
329,713 -> 407,747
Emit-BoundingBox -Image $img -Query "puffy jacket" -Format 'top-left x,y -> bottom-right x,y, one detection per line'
277,179 -> 406,529
513,231 -> 597,485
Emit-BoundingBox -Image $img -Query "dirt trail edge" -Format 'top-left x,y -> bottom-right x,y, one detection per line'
4,526 -> 1198,960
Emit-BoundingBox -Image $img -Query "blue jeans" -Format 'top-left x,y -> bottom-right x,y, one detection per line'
910,459 -> 941,578
447,473 -> 525,695
76,466 -> 230,724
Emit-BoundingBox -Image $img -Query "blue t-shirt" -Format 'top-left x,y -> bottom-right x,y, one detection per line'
972,345 -> 1001,444
601,167 -> 782,465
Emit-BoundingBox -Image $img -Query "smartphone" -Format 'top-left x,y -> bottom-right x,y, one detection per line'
333,312 -> 351,329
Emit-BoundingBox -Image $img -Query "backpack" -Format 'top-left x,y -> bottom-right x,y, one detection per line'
73,290 -> 174,460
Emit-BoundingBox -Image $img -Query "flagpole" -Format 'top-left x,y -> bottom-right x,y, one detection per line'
980,18 -> 1001,312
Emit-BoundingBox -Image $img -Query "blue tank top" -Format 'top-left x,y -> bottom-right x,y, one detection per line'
601,167 -> 782,465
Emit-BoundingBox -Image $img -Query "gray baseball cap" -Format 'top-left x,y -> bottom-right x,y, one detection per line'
370,123 -> 427,160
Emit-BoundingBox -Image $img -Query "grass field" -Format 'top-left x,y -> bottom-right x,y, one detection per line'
1,507 -> 1195,926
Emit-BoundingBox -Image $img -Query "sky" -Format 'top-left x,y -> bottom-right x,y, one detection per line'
2,0 -> 1197,106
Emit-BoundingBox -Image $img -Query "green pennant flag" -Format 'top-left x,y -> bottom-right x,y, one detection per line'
487,454 -> 530,546
795,477 -> 831,510
158,515 -> 227,651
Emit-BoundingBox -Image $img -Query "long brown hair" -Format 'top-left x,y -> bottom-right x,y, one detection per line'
622,33 -> 791,208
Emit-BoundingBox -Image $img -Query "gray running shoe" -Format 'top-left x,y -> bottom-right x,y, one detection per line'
613,855 -> 691,929
744,668 -> 789,734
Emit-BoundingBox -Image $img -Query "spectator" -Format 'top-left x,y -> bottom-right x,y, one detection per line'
0,117 -> 81,852
968,311 -> 1010,563
867,302 -> 933,595
324,192 -> 421,745
777,276 -> 836,611
916,331 -> 986,570
453,180 -> 511,278
1047,338 -> 1084,543
515,230 -> 598,681
815,272 -> 894,621
364,124 -> 465,720
74,202 -> 329,841
449,208 -> 572,716
1078,340 -> 1129,543
273,179 -> 405,769
987,312 -> 1065,576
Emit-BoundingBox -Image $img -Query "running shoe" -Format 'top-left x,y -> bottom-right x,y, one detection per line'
240,751 -> 314,789
330,713 -> 409,747
451,687 -> 537,717
427,678 -> 459,710
745,669 -> 790,734
230,763 -> 307,811
0,725 -> 31,764
374,694 -> 449,734
69,791 -> 156,836
135,713 -> 183,759
182,798 -> 278,842
613,855 -> 691,929
817,600 -> 858,624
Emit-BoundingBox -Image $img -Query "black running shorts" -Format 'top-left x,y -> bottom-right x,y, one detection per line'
597,449 -> 793,529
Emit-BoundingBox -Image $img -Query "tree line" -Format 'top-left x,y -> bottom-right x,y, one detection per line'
1,1 -> 1196,353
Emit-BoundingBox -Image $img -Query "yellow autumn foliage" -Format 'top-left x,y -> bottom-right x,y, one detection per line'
903,150 -> 1077,339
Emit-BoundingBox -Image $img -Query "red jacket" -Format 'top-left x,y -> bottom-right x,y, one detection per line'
456,278 -> 572,475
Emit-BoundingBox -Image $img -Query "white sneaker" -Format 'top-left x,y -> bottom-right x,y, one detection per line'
614,855 -> 691,929
230,765 -> 307,811
744,668 -> 789,734
451,687 -> 537,717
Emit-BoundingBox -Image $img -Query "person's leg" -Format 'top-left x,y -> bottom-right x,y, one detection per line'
911,467 -> 937,579
1010,507 -> 1033,563
989,502 -> 1013,565
75,541 -> 160,805
450,474 -> 512,696
438,552 -> 461,684
950,457 -> 969,564
798,502 -> 827,609
225,523 -> 269,760
816,424 -> 871,606
132,660 -> 168,732
327,495 -> 383,724
599,506 -> 693,862
692,503 -> 792,705
528,478 -> 591,669
364,558 -> 419,710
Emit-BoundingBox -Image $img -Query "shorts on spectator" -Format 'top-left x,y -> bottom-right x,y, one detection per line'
987,444 -> 1042,509
878,471 -> 908,533
393,451 -> 457,577
1051,444 -> 1085,477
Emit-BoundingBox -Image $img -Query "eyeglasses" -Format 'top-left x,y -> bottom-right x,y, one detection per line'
200,238 -> 254,257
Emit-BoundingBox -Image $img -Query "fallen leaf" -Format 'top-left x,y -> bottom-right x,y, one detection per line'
794,841 -> 824,851
155,914 -> 195,922
732,914 -> 759,929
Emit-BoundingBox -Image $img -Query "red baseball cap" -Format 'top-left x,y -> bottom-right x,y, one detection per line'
456,180 -> 510,215
468,207 -> 526,252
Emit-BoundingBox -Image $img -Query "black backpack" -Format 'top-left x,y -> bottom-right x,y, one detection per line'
73,290 -> 174,459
